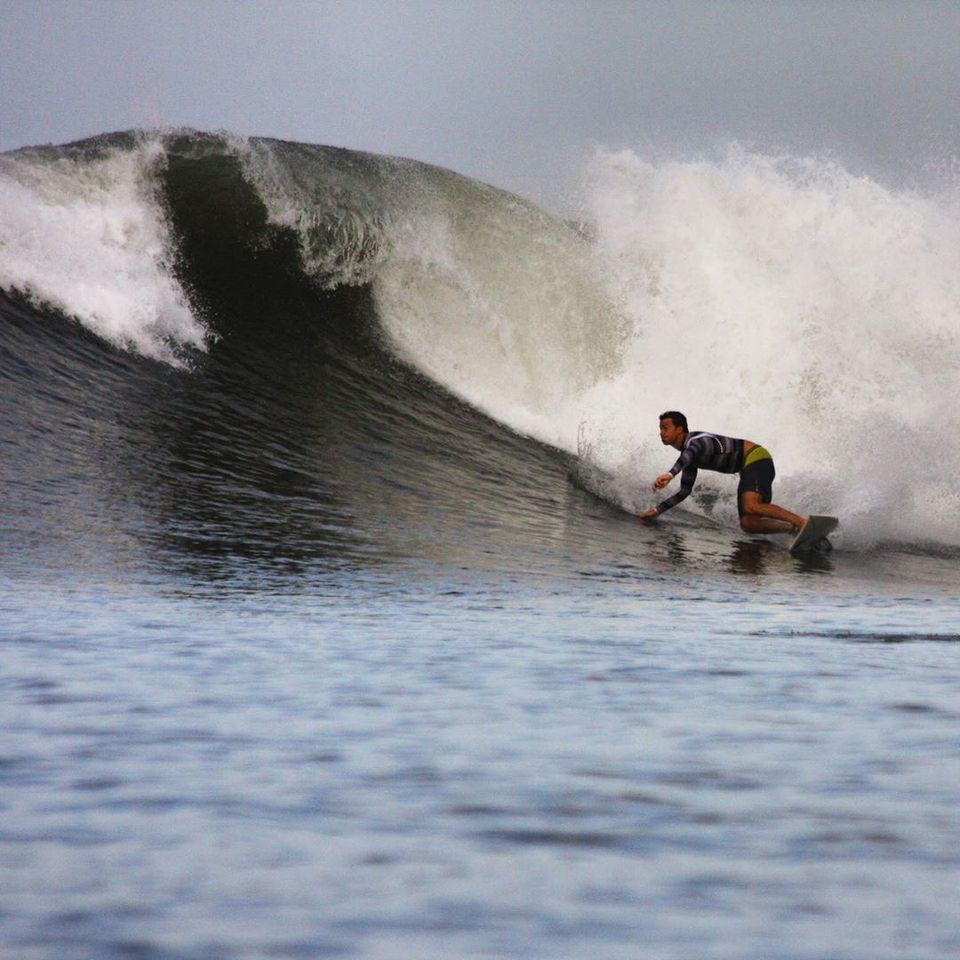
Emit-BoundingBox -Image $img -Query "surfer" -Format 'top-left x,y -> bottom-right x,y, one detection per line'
639,411 -> 806,535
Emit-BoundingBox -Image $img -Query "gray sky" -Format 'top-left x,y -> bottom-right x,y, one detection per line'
3,0 -> 960,210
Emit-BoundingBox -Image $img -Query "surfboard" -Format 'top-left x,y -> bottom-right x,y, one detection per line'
790,515 -> 839,555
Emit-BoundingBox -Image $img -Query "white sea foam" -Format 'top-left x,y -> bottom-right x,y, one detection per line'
371,144 -> 960,548
557,148 -> 960,546
577,147 -> 960,546
0,137 -> 208,364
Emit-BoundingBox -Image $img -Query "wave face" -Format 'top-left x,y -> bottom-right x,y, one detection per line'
2,131 -> 960,567
0,131 -> 615,583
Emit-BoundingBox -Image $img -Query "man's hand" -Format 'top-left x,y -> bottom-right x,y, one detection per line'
651,473 -> 673,492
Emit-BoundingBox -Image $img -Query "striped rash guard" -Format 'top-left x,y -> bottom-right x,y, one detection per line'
655,431 -> 745,515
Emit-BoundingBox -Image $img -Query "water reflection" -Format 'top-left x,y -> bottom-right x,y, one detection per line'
727,539 -> 775,575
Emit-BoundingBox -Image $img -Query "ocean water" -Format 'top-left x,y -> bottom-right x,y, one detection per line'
2,131 -> 959,959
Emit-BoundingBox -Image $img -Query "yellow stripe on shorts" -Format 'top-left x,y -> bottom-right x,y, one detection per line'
743,445 -> 772,468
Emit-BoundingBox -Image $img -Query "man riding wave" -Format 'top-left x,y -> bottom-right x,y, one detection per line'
639,410 -> 806,535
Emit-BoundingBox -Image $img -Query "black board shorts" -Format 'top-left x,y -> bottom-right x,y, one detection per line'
737,458 -> 775,517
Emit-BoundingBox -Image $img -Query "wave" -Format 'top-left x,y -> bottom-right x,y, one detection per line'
2,131 -> 960,556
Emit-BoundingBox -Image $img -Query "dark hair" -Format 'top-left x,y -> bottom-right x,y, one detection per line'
659,410 -> 688,431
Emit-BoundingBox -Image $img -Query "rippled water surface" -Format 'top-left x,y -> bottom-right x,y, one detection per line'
4,540 -> 960,960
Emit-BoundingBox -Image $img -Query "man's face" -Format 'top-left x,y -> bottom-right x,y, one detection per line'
659,418 -> 684,447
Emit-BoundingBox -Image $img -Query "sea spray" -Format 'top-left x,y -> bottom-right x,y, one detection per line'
572,146 -> 960,546
234,137 -> 394,289
0,135 -> 208,364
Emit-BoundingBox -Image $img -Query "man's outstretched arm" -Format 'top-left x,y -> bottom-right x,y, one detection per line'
640,465 -> 697,519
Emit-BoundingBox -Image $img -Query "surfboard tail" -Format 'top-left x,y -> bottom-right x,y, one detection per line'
790,515 -> 839,554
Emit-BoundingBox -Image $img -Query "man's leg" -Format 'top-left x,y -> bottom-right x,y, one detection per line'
739,491 -> 805,534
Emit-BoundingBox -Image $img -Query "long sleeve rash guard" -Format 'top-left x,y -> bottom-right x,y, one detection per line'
655,431 -> 746,515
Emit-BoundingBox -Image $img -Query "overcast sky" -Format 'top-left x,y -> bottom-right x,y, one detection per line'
3,0 -> 960,209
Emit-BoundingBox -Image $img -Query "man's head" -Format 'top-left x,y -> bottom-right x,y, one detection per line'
658,410 -> 688,448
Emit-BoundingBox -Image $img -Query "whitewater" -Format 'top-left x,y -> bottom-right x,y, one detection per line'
2,131 -> 960,960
